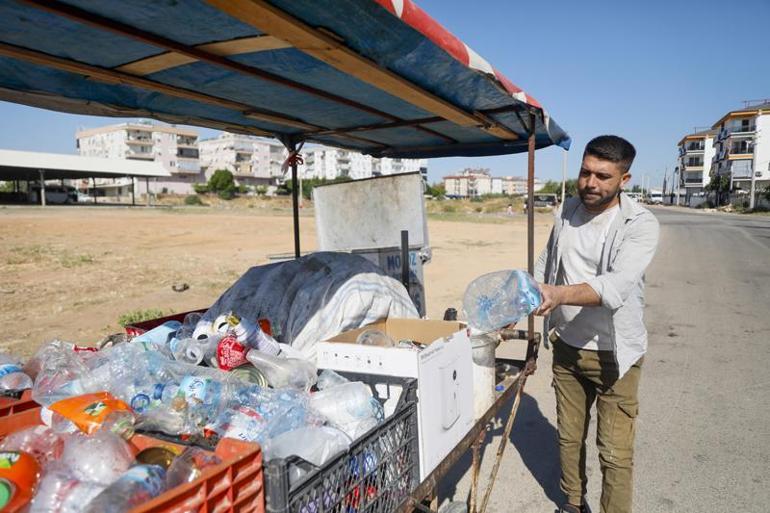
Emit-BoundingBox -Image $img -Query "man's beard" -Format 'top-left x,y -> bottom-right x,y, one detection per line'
578,185 -> 620,209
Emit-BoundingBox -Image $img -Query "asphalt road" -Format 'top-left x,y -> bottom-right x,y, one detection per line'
442,207 -> 770,513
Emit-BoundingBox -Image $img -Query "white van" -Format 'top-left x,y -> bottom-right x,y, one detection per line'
28,185 -> 78,204
647,190 -> 663,204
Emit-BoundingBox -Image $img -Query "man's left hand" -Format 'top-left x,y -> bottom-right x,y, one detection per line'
535,283 -> 563,316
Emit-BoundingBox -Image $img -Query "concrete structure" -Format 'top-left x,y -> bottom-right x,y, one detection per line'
300,146 -> 425,181
198,133 -> 286,188
677,129 -> 717,204
444,169 -> 543,198
0,149 -> 169,205
710,101 -> 770,205
76,122 -> 203,194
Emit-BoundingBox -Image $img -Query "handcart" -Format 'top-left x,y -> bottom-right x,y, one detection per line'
0,1 -> 571,512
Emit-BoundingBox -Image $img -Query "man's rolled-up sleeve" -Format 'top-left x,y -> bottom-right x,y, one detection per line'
586,212 -> 660,310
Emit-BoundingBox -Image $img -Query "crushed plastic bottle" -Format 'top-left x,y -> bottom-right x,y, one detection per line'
0,353 -> 33,391
462,269 -> 542,333
309,382 -> 384,439
263,426 -> 351,485
82,464 -> 167,513
316,369 -> 349,391
245,350 -> 317,391
29,467 -> 106,513
0,426 -> 66,466
355,329 -> 395,347
165,447 -> 222,488
61,431 -> 134,486
30,341 -> 92,406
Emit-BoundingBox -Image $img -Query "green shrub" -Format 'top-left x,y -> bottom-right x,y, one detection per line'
217,187 -> 236,200
193,183 -> 208,194
441,203 -> 458,213
184,194 -> 203,206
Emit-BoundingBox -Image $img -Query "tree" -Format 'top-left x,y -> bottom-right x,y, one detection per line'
630,184 -> 642,193
425,182 -> 445,198
283,176 -> 352,199
538,179 -> 577,197
207,169 -> 236,200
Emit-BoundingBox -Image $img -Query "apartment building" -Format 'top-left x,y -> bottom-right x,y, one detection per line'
444,168 -> 543,198
300,146 -> 425,181
198,133 -> 286,188
76,122 -> 203,194
677,129 -> 717,202
710,101 -> 770,197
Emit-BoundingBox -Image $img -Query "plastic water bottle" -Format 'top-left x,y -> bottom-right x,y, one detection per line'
82,464 -> 167,513
462,269 -> 542,333
30,468 -> 106,513
165,447 -> 222,488
309,382 -> 383,439
245,350 -> 317,391
0,353 -> 33,391
61,431 -> 134,485
130,321 -> 181,352
0,426 -> 65,466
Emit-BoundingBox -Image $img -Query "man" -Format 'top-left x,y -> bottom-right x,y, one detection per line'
534,135 -> 659,513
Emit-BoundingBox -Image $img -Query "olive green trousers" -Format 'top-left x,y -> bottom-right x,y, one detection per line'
552,337 -> 643,513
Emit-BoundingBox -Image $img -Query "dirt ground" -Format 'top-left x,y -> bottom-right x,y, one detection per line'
0,203 -> 552,357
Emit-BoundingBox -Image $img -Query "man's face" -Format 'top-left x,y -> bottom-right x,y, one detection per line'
578,154 -> 631,211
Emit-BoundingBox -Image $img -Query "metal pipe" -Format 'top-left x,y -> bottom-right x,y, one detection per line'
291,150 -> 301,259
131,177 -> 136,206
526,111 -> 537,366
145,177 -> 150,206
469,431 -> 484,513
92,177 -> 97,204
401,230 -> 410,290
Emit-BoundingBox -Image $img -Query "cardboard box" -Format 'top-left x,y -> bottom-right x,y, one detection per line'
316,318 -> 474,480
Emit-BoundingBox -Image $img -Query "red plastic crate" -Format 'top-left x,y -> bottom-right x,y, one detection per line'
0,408 -> 264,513
0,390 -> 37,417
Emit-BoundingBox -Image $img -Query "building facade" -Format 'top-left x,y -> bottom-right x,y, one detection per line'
198,133 -> 286,188
710,101 -> 770,200
300,146 -> 425,181
443,168 -> 543,198
76,122 -> 203,194
677,129 -> 717,202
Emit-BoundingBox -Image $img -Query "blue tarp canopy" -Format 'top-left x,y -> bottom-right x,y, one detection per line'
0,0 -> 570,158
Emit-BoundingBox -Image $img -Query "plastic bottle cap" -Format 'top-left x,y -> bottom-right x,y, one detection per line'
0,480 -> 13,509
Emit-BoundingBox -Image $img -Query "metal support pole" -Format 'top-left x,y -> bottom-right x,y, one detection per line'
561,149 -> 567,204
525,111 -> 537,367
131,177 -> 136,206
400,230 -> 410,290
92,177 -> 97,204
39,170 -> 46,207
145,177 -> 150,206
290,148 -> 301,259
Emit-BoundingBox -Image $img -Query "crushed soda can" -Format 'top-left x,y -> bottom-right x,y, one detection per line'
216,335 -> 248,371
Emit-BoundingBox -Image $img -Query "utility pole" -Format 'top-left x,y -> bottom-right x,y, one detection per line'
675,167 -> 681,206
561,150 -> 567,204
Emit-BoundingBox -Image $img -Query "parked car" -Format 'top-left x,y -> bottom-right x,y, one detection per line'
28,185 -> 78,204
646,191 -> 663,204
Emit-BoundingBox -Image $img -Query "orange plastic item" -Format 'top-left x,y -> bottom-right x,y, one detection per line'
48,392 -> 132,434
0,450 -> 40,512
0,408 -> 264,513
0,390 -> 37,417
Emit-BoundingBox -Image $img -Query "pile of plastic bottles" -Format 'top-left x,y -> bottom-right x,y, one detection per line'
0,420 -> 222,513
2,311 -> 389,511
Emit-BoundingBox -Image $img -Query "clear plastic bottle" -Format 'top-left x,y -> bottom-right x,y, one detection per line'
0,353 -> 33,391
316,369 -> 349,391
0,426 -> 66,466
30,341 -> 92,406
61,431 -> 134,485
245,350 -> 317,391
462,269 -> 542,333
82,464 -> 167,513
165,447 -> 221,488
309,382 -> 383,439
30,467 -> 106,513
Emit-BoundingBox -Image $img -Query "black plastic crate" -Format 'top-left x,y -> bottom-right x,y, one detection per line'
265,373 -> 419,513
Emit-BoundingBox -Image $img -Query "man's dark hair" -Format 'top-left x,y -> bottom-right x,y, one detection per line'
584,135 -> 636,173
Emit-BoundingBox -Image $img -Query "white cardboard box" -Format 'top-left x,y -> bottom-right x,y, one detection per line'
316,319 -> 474,480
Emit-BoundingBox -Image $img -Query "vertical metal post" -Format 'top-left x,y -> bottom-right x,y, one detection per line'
92,177 -> 97,204
561,149 -> 567,205
400,230 -> 409,290
131,177 -> 136,206
526,111 -> 536,363
291,148 -> 301,259
39,170 -> 46,207
145,177 -> 151,206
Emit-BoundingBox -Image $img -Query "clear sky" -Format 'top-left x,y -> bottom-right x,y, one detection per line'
1,0 -> 768,188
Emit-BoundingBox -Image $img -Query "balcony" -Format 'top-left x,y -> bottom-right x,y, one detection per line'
718,124 -> 757,141
176,148 -> 199,159
175,160 -> 201,174
126,137 -> 152,146
126,149 -> 154,159
176,136 -> 198,147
